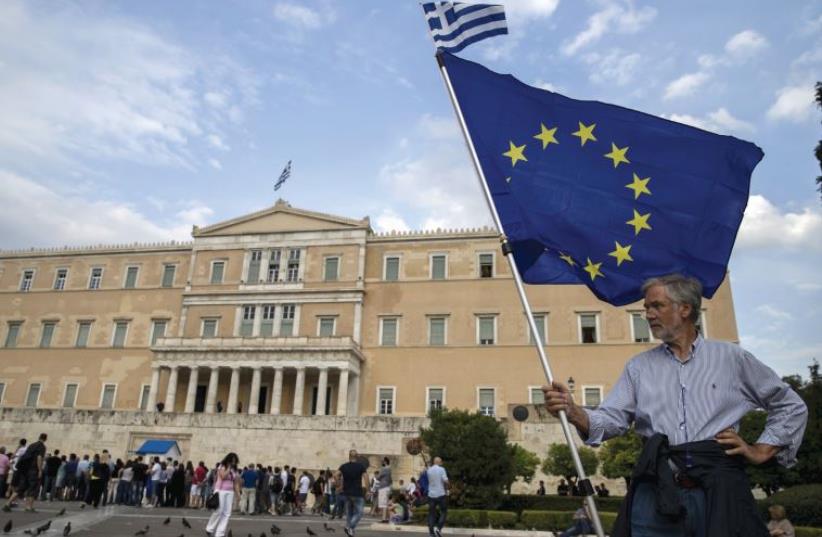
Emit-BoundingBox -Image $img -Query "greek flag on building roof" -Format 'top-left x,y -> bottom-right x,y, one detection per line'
422,2 -> 507,53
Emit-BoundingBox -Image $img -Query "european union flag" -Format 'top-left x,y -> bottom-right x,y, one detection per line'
441,52 -> 764,306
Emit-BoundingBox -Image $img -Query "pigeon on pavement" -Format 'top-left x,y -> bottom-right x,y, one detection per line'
135,524 -> 150,536
63,522 -> 71,536
3,520 -> 11,533
307,527 -> 317,536
163,517 -> 171,525
182,517 -> 192,529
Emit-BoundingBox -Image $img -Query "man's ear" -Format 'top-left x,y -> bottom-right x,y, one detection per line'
679,303 -> 693,322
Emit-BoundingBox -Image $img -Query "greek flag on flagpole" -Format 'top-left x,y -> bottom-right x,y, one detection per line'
422,2 -> 507,53
274,160 -> 291,191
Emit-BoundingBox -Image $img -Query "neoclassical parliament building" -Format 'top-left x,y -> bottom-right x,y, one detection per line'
0,201 -> 738,479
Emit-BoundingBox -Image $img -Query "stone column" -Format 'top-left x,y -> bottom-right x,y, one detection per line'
184,366 -> 199,413
270,367 -> 283,415
248,367 -> 262,415
316,367 -> 329,416
146,366 -> 161,411
336,368 -> 349,416
292,367 -> 305,416
164,366 -> 179,412
227,367 -> 240,414
205,367 -> 219,414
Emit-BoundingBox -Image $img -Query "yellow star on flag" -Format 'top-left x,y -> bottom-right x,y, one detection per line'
572,122 -> 597,146
503,141 -> 527,167
626,209 -> 652,235
534,123 -> 559,149
608,241 -> 634,266
583,257 -> 604,280
559,252 -> 576,266
604,143 -> 630,168
625,173 -> 651,199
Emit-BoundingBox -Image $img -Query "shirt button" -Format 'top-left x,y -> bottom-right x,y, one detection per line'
679,425 -> 685,430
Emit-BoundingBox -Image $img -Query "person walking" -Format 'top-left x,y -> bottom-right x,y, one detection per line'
0,447 -> 9,500
206,453 -> 240,537
297,470 -> 310,514
338,449 -> 369,537
239,465 -> 257,515
190,461 -> 206,509
426,456 -> 449,537
377,457 -> 392,523
269,466 -> 283,515
88,453 -> 110,508
4,433 -> 46,513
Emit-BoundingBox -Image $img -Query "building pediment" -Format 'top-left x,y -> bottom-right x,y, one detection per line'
192,199 -> 370,238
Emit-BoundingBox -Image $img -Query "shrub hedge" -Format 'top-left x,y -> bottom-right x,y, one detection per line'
758,484 -> 822,528
518,510 -> 618,532
410,507 -> 516,529
498,494 -> 624,513
797,528 -> 822,537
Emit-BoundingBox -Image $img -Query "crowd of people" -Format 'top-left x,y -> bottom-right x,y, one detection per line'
0,435 -> 452,537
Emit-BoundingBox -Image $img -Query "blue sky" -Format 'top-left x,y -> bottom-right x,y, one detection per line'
0,0 -> 820,377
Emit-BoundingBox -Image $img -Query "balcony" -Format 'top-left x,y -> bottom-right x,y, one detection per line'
152,336 -> 364,364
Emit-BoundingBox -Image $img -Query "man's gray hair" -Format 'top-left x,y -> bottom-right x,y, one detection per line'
641,274 -> 702,323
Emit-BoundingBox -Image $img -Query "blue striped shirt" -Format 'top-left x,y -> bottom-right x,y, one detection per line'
584,335 -> 808,467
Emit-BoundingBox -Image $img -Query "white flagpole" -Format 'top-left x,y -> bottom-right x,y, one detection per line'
434,51 -> 606,537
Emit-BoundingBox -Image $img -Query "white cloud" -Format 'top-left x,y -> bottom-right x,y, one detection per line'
0,170 -> 212,248
208,158 -> 222,170
663,72 -> 710,100
584,50 -> 641,86
664,107 -> 755,135
379,115 -> 491,231
373,209 -> 410,233
795,282 -> 822,292
754,304 -> 793,322
725,30 -> 769,58
562,3 -> 657,56
766,85 -> 815,122
534,80 -> 559,92
204,91 -> 229,109
207,134 -> 230,151
0,1 -> 258,171
504,0 -> 560,19
737,194 -> 822,251
272,3 -> 334,30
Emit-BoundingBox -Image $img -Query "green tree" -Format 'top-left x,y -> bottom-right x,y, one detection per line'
420,409 -> 514,508
599,428 -> 642,488
509,444 -> 541,491
795,360 -> 821,484
739,410 -> 799,496
542,443 -> 599,483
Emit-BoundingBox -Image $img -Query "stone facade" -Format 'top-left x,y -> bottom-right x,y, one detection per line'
0,200 -> 738,489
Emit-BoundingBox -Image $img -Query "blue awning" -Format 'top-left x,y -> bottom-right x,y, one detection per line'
135,440 -> 180,455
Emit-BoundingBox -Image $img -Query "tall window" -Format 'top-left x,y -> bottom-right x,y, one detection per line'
240,305 -> 255,337
529,313 -> 547,345
26,384 -> 41,408
280,304 -> 295,336
210,261 -> 225,284
478,388 -> 495,416
0,382 -> 5,405
124,266 -> 139,289
76,321 -> 92,348
479,253 -> 494,278
583,387 -> 602,408
430,254 -> 447,280
579,313 -> 599,343
20,270 -> 34,292
247,249 -> 263,283
89,267 -> 103,289
161,265 -> 176,288
696,310 -> 708,337
112,321 -> 128,348
318,317 -> 336,337
380,317 -> 398,346
150,320 -> 167,345
267,250 -> 281,282
286,249 -> 301,282
100,384 -> 116,409
530,387 -> 545,405
202,319 -> 218,338
63,384 -> 78,408
260,305 -> 276,337
427,387 -> 444,412
324,256 -> 339,282
631,313 -> 651,343
383,256 -> 400,281
477,315 -> 496,345
40,322 -> 56,348
378,387 -> 395,415
428,317 -> 446,346
4,322 -> 22,348
139,385 -> 151,410
54,268 -> 68,290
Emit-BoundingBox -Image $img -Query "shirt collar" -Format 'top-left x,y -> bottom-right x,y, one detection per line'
663,333 -> 703,363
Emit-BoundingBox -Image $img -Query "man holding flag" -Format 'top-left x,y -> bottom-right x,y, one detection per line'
421,2 -> 809,536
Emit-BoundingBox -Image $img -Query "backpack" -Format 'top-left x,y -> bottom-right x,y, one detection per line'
270,474 -> 284,494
